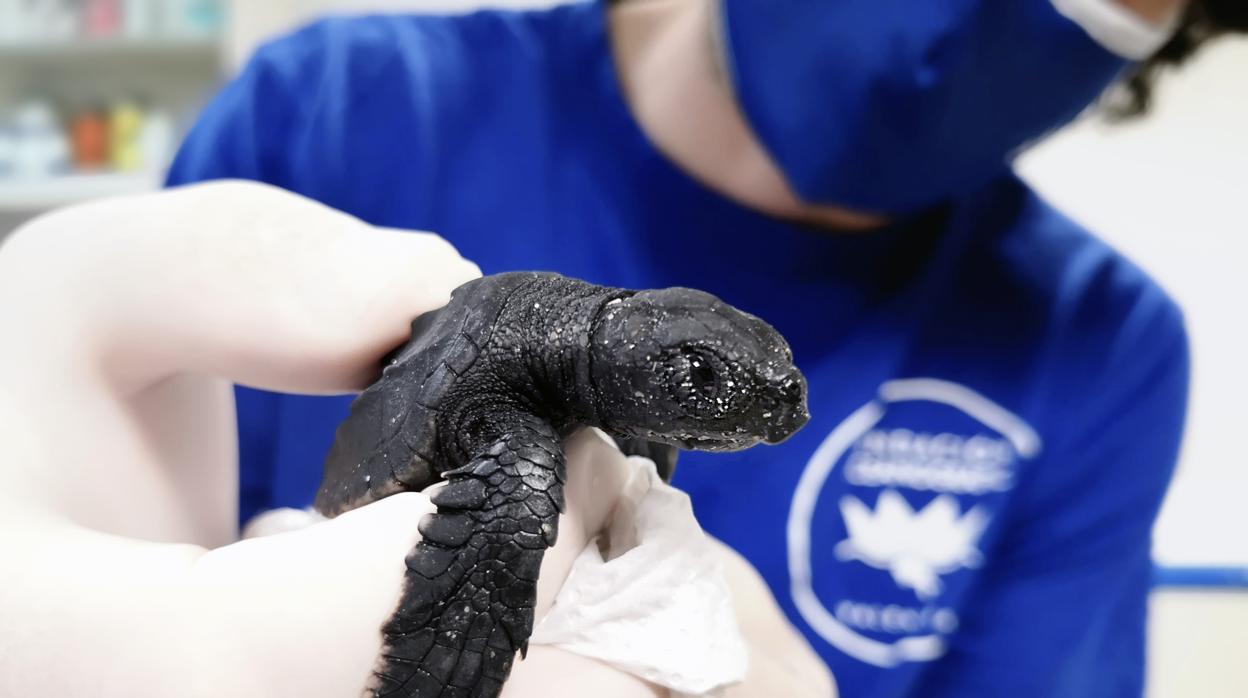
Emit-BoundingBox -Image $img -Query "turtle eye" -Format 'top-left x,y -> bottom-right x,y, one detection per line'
688,352 -> 718,398
672,347 -> 726,412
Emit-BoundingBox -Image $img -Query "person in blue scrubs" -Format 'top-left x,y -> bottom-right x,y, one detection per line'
168,0 -> 1246,695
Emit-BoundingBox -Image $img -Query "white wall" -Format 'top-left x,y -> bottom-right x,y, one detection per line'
1147,591 -> 1248,698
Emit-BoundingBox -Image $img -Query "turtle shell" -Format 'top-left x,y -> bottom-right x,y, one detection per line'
315,273 -> 538,516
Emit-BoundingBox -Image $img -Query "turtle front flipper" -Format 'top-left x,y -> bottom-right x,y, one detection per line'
372,417 -> 565,698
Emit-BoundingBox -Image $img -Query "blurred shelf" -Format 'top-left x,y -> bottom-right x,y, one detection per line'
0,36 -> 220,62
0,171 -> 162,212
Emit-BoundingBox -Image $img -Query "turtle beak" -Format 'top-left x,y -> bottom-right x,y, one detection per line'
763,371 -> 809,444
764,407 -> 808,444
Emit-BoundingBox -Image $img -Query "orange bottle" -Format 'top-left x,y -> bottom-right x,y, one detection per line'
70,108 -> 110,170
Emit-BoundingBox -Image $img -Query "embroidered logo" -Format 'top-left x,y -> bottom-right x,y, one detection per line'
787,378 -> 1041,668
835,490 -> 989,600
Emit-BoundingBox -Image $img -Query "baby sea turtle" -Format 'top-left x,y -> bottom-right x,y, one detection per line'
316,272 -> 808,698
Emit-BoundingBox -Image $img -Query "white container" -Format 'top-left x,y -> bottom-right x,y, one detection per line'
139,107 -> 174,171
40,0 -> 80,42
12,101 -> 70,178
0,126 -> 18,178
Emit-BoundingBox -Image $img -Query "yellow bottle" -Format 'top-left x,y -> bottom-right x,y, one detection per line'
109,100 -> 145,172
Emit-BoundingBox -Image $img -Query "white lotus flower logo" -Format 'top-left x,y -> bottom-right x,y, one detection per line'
835,489 -> 989,600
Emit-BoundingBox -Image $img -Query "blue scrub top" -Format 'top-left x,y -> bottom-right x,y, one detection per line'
168,3 -> 1188,696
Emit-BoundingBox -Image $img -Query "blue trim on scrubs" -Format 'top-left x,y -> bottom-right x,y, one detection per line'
1154,566 -> 1248,589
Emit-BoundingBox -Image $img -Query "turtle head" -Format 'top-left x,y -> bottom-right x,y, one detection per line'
588,288 -> 808,451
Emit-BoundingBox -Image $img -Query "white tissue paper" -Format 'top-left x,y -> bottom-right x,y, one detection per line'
242,434 -> 748,697
241,506 -> 326,539
530,434 -> 749,697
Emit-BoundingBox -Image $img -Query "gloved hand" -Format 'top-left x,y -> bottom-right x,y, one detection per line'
0,181 -> 655,698
0,180 -> 833,698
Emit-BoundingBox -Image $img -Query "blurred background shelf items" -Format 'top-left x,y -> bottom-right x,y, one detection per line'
0,0 -> 222,43
0,170 -> 161,211
0,0 -> 223,220
0,35 -> 218,58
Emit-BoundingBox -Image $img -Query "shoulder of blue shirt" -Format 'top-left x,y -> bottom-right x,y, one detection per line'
1013,182 -> 1189,419
239,6 -> 582,118
170,7 -> 595,208
232,8 -> 1190,338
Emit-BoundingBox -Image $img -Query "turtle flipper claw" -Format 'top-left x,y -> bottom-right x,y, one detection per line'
371,423 -> 565,698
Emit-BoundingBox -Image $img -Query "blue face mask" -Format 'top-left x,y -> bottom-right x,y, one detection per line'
718,0 -> 1163,214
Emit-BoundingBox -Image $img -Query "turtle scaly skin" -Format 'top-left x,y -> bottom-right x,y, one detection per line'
316,272 -> 808,698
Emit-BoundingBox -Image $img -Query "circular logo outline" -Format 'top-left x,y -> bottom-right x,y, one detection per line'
786,378 -> 1041,667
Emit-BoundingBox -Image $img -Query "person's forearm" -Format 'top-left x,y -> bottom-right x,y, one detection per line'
725,649 -> 835,698
0,520 -> 206,697
0,397 -> 203,698
713,540 -> 837,697
0,497 -> 419,698
503,648 -> 667,698
182,493 -> 426,698
0,436 -> 624,698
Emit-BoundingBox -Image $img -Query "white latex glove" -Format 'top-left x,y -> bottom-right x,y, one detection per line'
0,181 -> 656,698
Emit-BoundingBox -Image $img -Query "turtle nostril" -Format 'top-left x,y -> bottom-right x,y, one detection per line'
777,375 -> 804,403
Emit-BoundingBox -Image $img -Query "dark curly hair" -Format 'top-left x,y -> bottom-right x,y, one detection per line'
1110,0 -> 1248,117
